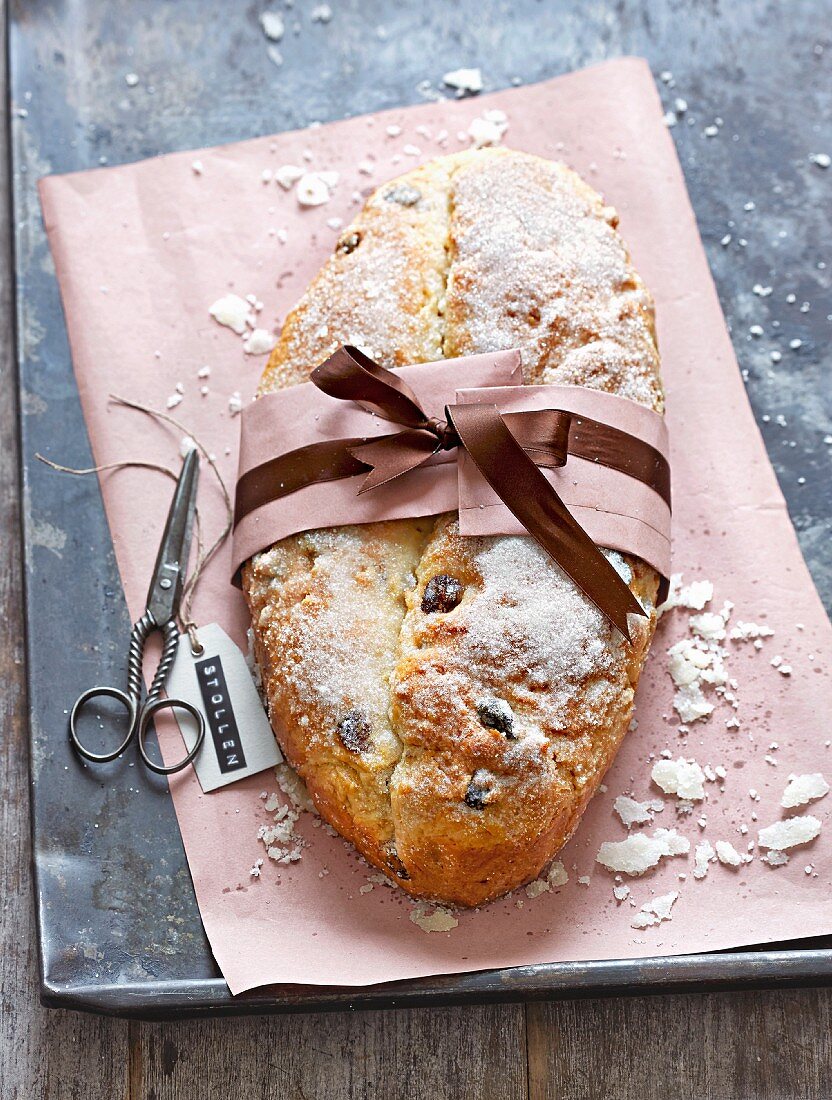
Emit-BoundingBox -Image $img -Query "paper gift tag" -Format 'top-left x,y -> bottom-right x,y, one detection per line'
165,622 -> 282,791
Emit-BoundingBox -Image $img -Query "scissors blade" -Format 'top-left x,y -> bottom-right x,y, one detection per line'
145,448 -> 200,625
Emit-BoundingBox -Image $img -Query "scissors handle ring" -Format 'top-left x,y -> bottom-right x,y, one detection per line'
69,686 -> 138,763
137,697 -> 206,775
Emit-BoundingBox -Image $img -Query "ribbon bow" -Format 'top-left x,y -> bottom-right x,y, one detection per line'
236,346 -> 669,641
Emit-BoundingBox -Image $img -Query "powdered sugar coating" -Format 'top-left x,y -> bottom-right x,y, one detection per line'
443,151 -> 662,409
390,522 -> 657,903
464,538 -> 623,724
246,518 -> 433,871
258,529 -> 395,741
258,158 -> 453,392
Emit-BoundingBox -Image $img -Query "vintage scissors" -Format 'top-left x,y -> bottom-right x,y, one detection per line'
69,448 -> 206,774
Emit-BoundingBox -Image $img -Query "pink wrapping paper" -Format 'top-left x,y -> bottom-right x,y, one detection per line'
233,360 -> 671,579
231,350 -> 520,573
455,383 -> 671,576
39,58 -> 832,994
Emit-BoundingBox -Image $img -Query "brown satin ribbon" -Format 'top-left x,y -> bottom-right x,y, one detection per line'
235,346 -> 671,641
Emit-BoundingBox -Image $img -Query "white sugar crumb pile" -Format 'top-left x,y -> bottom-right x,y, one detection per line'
715,840 -> 749,867
729,621 -> 775,643
692,840 -> 716,879
658,574 -> 713,615
651,758 -> 706,801
548,860 -> 569,887
275,762 -> 316,813
631,891 -> 678,929
690,611 -> 728,642
257,801 -> 303,865
666,624 -> 727,724
596,828 -> 690,876
525,878 -> 549,899
657,574 -> 772,725
409,905 -> 458,933
613,795 -> 664,828
467,109 -> 509,148
525,860 -> 569,898
255,763 -> 316,868
209,292 -> 276,356
758,816 -> 822,851
266,159 -> 340,206
781,773 -> 829,808
658,573 -> 784,729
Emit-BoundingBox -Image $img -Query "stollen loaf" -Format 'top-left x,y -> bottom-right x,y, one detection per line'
243,147 -> 663,907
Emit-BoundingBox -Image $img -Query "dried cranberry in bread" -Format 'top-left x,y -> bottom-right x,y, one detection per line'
243,147 -> 662,907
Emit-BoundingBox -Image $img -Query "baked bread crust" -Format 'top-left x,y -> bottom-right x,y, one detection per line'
244,148 -> 662,907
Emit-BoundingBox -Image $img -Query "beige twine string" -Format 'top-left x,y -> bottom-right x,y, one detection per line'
36,394 -> 233,655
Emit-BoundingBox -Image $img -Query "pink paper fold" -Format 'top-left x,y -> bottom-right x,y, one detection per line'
38,57 -> 832,996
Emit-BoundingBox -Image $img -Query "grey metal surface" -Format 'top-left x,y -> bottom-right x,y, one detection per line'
11,0 -> 831,1017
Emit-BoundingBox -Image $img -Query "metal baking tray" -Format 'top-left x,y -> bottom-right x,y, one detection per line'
13,0 -> 832,1018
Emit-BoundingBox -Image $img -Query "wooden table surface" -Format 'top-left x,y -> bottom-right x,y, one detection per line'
3,2 -> 832,1096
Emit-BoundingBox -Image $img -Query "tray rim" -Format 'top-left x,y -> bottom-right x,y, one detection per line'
38,947 -> 832,1019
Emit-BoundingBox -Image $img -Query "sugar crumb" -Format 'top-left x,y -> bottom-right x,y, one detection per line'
548,860 -> 569,888
657,574 -> 713,615
693,840 -> 716,879
260,10 -> 284,40
614,794 -> 663,827
631,891 -> 678,929
442,67 -> 483,95
275,164 -> 304,190
596,828 -> 689,876
781,773 -> 829,808
297,172 -> 334,207
243,328 -> 276,356
209,294 -> 249,335
409,905 -> 458,933
651,758 -> 706,801
762,849 -> 790,867
758,815 -> 822,851
467,109 -> 509,149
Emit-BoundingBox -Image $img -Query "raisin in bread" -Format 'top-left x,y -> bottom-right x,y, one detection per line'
243,147 -> 662,907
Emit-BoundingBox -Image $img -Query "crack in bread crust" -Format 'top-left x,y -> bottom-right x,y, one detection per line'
243,148 -> 663,906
